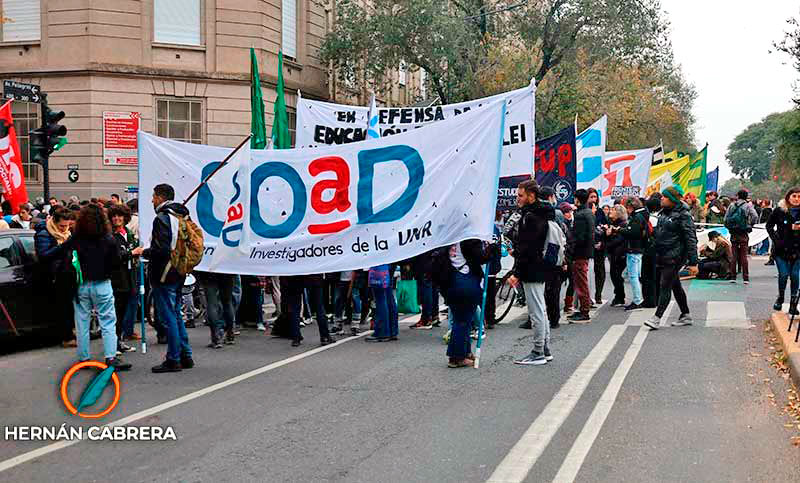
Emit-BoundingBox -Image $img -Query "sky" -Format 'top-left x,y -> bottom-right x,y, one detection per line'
663,0 -> 798,183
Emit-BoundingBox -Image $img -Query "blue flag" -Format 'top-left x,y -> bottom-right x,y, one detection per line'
706,166 -> 719,192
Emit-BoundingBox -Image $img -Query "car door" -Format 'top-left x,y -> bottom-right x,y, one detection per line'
0,234 -> 32,337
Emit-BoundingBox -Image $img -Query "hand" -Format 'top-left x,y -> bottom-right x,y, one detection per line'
131,247 -> 144,257
687,265 -> 699,276
508,275 -> 519,288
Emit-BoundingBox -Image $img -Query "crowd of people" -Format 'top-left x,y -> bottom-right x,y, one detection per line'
16,177 -> 800,372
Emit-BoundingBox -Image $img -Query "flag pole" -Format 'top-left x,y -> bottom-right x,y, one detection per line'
474,263 -> 490,369
139,261 -> 147,354
182,134 -> 252,206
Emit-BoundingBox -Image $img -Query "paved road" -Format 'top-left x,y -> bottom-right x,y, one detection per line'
0,258 -> 797,482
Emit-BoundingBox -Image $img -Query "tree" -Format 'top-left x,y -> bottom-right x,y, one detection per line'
725,111 -> 793,184
774,10 -> 800,105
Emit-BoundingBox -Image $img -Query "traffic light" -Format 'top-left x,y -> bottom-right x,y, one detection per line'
28,100 -> 67,167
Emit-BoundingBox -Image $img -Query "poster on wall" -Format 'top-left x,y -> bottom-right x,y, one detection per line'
103,111 -> 140,166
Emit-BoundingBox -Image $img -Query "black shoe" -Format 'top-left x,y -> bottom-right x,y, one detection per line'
550,322 -> 560,329
365,336 -> 389,342
180,356 -> 194,369
543,345 -> 554,361
774,296 -> 785,311
157,335 -> 168,345
117,341 -> 136,353
224,333 -> 236,345
624,303 -> 643,311
106,357 -> 132,371
321,336 -> 335,346
330,325 -> 343,334
388,336 -> 398,341
519,321 -> 532,329
152,360 -> 182,373
567,313 -> 591,322
351,327 -> 359,336
207,341 -> 223,349
766,260 -> 775,266
291,338 -> 302,347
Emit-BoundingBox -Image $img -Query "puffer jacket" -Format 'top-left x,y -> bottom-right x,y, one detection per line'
767,200 -> 800,261
142,201 -> 190,286
512,200 -> 556,283
603,219 -> 627,261
111,230 -> 138,293
619,208 -> 649,254
654,201 -> 698,266
570,206 -> 595,260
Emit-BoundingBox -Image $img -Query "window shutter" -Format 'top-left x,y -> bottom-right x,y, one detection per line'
282,0 -> 297,59
2,0 -> 41,42
154,0 -> 201,46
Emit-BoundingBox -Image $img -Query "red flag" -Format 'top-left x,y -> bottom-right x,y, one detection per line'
0,101 -> 28,213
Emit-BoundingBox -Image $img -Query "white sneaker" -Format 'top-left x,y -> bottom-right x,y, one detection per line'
644,316 -> 660,330
256,323 -> 266,332
744,281 -> 750,285
672,314 -> 693,327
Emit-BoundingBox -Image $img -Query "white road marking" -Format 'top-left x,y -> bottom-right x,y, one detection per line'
705,301 -> 749,328
486,324 -> 627,483
552,302 -> 675,483
0,331 -> 372,474
624,307 -> 656,326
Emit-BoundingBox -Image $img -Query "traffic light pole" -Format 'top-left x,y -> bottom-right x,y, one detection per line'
39,94 -> 50,201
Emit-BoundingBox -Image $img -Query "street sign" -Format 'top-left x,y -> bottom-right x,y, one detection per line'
103,111 -> 139,165
2,80 -> 42,103
67,164 -> 79,170
67,170 -> 79,183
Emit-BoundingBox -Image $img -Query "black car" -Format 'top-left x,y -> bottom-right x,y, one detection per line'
0,229 -> 47,345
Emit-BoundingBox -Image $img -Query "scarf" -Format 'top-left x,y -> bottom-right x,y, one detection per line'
46,217 -> 70,245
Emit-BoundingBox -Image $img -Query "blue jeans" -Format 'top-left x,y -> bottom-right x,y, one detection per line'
74,280 -> 117,361
446,271 -> 481,359
372,287 -> 398,338
776,257 -> 800,298
204,274 -> 236,343
627,253 -> 643,305
420,278 -> 435,320
152,282 -> 192,362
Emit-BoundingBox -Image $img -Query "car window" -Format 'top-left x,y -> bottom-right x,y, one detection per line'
0,237 -> 16,269
17,235 -> 35,265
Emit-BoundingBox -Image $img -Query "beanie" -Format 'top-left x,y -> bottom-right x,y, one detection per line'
662,185 -> 684,205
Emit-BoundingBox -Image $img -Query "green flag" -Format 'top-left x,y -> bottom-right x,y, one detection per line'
250,47 -> 267,149
686,145 -> 708,204
271,51 -> 291,149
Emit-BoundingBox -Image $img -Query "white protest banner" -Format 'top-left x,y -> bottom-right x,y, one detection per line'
296,83 -> 535,177
600,148 -> 653,206
138,100 -> 507,275
207,142 -> 251,271
576,115 -> 607,192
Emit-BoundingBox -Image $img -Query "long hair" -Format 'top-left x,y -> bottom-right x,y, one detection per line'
74,204 -> 111,239
784,187 -> 800,207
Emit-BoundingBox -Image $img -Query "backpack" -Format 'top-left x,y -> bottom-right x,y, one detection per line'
162,211 -> 205,282
430,246 -> 454,289
725,203 -> 749,233
542,220 -> 566,268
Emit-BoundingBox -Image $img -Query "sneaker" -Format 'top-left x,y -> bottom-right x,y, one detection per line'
118,341 -> 136,353
320,336 -> 335,346
410,320 -> 426,329
224,335 -> 236,345
567,313 -> 591,323
644,316 -> 661,330
519,321 -> 532,329
365,336 -> 389,342
624,303 -> 643,311
470,330 -> 486,340
330,325 -> 343,335
256,323 -> 266,332
672,314 -> 693,327
291,338 -> 302,347
180,356 -> 194,369
611,300 -> 626,307
744,281 -> 750,285
351,327 -> 359,336
729,279 -> 737,284
233,328 -> 241,336
544,345 -> 554,361
207,341 -> 223,349
152,360 -> 182,373
418,321 -> 434,330
105,357 -> 132,372
514,351 -> 548,366
431,318 -> 441,328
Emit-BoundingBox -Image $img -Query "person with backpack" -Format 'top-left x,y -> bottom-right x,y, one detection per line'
724,189 -> 759,284
132,183 -> 196,373
620,197 -> 649,311
537,186 -> 568,330
766,188 -> 800,314
508,180 -> 560,366
568,189 -> 595,322
644,186 -> 699,330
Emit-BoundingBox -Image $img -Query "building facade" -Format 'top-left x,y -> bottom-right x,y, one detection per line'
0,0 -> 331,200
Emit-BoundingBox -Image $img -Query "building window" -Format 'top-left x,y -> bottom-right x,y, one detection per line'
281,0 -> 297,59
11,101 -> 40,183
154,0 -> 201,46
287,107 -> 297,147
156,98 -> 203,144
1,0 -> 41,42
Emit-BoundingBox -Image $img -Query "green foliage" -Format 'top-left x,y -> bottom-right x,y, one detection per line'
726,111 -> 795,184
774,11 -> 800,106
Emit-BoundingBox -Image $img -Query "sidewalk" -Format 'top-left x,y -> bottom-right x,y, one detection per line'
769,310 -> 800,387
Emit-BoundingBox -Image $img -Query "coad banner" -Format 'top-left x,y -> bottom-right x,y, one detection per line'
138,101 -> 507,275
296,83 -> 535,178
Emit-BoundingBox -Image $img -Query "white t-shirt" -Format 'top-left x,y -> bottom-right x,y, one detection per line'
449,243 -> 470,274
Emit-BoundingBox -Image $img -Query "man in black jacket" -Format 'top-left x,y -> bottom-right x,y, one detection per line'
644,186 -> 699,330
588,188 -> 606,304
510,180 -> 556,366
132,183 -> 194,372
568,189 -> 595,322
620,197 -> 648,311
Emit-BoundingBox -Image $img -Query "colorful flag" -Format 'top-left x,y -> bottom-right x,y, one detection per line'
601,148 -> 653,205
250,48 -> 267,149
648,153 -> 691,190
535,125 -> 577,203
0,100 -> 28,213
576,115 -> 607,192
271,51 -> 292,149
677,145 -> 708,203
662,149 -> 678,164
706,166 -> 719,192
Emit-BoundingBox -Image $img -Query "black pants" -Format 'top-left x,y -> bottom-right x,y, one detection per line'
655,260 -> 690,318
484,277 -> 497,326
307,284 -> 332,340
545,272 -> 563,327
641,250 -> 658,307
594,249 -> 606,301
698,260 -> 723,279
609,256 -> 626,303
114,291 -> 130,338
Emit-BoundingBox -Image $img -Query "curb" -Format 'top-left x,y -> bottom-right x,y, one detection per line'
769,311 -> 800,388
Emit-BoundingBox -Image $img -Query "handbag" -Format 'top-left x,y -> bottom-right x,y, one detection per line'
396,279 -> 420,314
368,264 -> 390,288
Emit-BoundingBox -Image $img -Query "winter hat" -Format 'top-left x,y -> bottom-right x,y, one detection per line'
662,185 -> 684,205
558,202 -> 573,214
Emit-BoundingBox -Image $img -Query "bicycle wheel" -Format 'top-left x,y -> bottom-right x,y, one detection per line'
494,273 -> 516,323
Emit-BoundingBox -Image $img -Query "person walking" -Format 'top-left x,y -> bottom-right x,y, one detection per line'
766,188 -> 800,314
568,189 -> 595,323
588,189 -> 606,304
131,183 -> 194,373
510,180 -> 558,365
69,204 -> 131,370
620,197 -> 649,310
197,272 -> 237,348
645,186 -> 698,330
725,189 -> 759,284
603,205 -> 628,307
